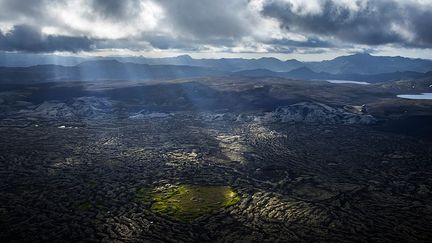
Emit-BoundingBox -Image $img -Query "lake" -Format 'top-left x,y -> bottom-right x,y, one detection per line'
397,93 -> 432,100
326,79 -> 370,85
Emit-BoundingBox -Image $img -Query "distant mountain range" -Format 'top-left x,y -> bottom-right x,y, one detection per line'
232,67 -> 432,83
306,53 -> 432,74
1,52 -> 432,75
0,60 -> 226,83
0,59 -> 431,84
1,52 -> 432,84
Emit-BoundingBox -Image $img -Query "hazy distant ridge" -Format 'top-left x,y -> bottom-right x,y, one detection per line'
1,52 -> 432,75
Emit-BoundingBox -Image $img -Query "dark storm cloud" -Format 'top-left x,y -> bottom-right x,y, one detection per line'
261,0 -> 432,48
0,25 -> 94,53
0,0 -> 431,54
89,0 -> 143,20
156,0 -> 253,39
266,37 -> 335,48
405,5 -> 432,46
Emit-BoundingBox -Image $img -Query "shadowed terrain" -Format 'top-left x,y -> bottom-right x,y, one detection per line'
0,76 -> 431,242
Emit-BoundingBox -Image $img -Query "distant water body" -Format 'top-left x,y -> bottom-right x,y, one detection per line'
397,93 -> 432,100
326,80 -> 370,85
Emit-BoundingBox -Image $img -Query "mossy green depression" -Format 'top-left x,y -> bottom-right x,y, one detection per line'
137,185 -> 240,221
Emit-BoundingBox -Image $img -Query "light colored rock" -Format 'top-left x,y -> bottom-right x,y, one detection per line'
265,102 -> 377,125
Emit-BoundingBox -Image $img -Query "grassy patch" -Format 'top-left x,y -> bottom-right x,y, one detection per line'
137,185 -> 240,221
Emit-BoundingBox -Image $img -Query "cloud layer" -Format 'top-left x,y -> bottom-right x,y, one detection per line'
0,0 -> 431,56
262,0 -> 432,47
0,25 -> 94,53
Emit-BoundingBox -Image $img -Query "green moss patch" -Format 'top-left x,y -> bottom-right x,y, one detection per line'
137,185 -> 240,221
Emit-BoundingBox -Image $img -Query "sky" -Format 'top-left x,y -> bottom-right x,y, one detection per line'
0,0 -> 432,61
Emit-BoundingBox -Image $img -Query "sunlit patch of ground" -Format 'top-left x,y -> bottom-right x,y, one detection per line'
216,135 -> 250,163
165,151 -> 199,164
101,137 -> 121,146
51,157 -> 83,168
136,185 -> 240,221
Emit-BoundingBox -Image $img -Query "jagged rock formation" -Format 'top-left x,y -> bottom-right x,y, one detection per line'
265,102 -> 377,125
14,97 -> 113,120
200,102 -> 377,125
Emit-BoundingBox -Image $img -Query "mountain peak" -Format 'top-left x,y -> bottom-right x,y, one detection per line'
175,54 -> 193,60
289,66 -> 316,74
258,57 -> 279,61
339,53 -> 373,60
285,59 -> 302,64
352,52 -> 372,57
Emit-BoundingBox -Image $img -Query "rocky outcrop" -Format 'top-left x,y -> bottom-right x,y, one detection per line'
70,97 -> 113,117
15,97 -> 113,120
264,102 -> 377,125
200,102 -> 376,125
129,110 -> 171,119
